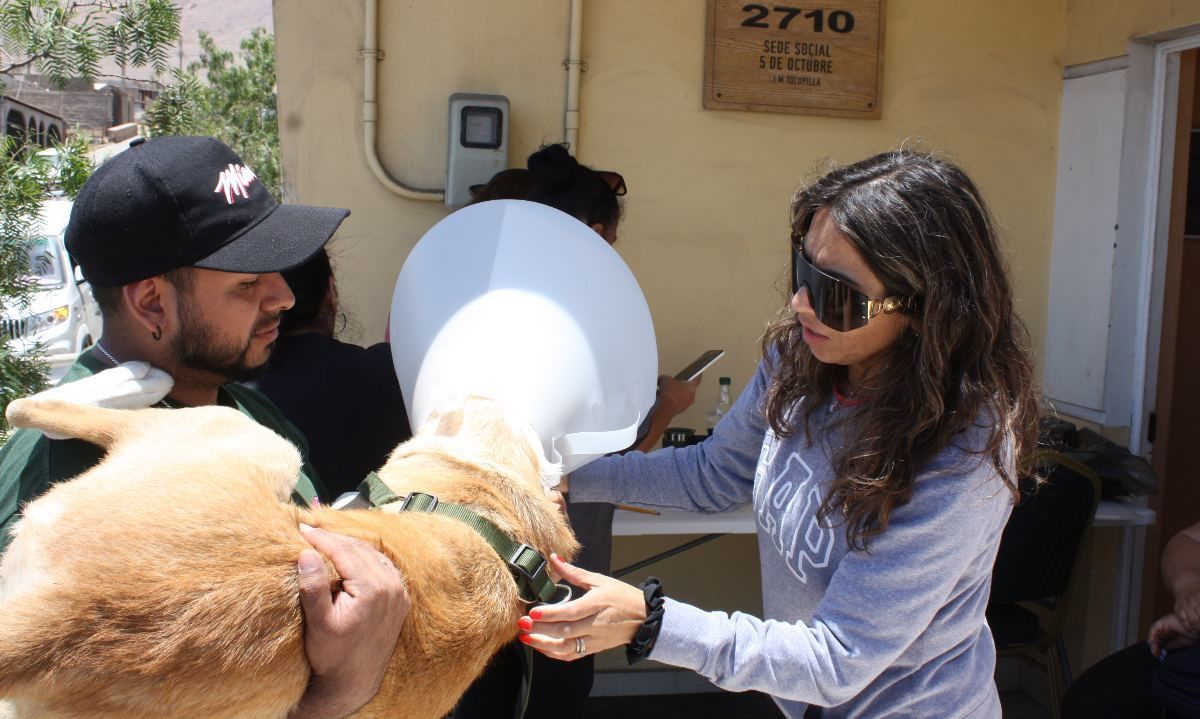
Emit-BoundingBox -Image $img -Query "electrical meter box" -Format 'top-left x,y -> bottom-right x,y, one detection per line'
445,93 -> 509,208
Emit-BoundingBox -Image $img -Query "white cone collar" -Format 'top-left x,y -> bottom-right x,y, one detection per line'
389,200 -> 658,473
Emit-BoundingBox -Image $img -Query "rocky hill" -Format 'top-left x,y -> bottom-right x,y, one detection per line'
173,0 -> 274,70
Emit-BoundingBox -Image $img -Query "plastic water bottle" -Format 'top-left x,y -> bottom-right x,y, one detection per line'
706,377 -> 732,434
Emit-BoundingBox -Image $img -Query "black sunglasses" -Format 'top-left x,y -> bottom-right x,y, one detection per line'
791,237 -> 915,332
596,170 -> 627,197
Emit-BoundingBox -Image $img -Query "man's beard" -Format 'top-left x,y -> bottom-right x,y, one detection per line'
170,299 -> 278,383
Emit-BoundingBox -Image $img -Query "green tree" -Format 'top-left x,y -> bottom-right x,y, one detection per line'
147,28 -> 280,198
1,0 -> 179,87
0,0 -> 181,437
0,134 -> 91,430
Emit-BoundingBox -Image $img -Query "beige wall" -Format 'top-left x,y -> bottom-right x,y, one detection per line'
1065,0 -> 1200,65
274,0 -> 571,344
276,0 -> 1066,431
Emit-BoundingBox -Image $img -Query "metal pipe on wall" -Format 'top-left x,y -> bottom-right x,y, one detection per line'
362,0 -> 444,201
564,0 -> 583,152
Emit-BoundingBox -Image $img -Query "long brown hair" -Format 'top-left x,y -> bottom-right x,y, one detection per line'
761,150 -> 1040,549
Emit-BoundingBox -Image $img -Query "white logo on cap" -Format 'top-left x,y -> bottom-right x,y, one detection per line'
214,164 -> 257,204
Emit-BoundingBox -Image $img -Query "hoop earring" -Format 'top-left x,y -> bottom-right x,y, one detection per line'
152,325 -> 162,341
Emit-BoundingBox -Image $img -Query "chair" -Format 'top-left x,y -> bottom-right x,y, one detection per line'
987,450 -> 1102,718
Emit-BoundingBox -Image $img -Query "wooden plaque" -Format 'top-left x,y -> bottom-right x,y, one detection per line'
704,0 -> 886,119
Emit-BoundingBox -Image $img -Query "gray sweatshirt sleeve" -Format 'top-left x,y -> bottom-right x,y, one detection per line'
567,360 -> 772,511
647,453 -> 1012,706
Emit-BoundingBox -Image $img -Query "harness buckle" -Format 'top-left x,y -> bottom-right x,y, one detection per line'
400,492 -> 440,513
508,543 -> 548,598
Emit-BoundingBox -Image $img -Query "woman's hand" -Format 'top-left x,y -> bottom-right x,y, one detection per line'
517,553 -> 646,661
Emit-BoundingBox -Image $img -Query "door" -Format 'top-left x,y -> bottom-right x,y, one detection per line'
1142,48 -> 1200,629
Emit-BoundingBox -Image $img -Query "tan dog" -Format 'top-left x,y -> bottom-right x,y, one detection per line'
0,394 -> 578,718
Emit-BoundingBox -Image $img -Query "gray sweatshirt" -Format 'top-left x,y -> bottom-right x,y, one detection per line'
570,359 -> 1012,718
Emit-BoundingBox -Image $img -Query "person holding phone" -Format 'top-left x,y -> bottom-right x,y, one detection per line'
675,350 -> 724,384
452,146 -> 700,719
518,150 -> 1041,718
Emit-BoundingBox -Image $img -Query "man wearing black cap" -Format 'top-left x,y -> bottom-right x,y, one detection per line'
0,136 -> 408,718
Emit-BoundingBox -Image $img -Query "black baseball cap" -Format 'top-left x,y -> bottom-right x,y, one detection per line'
65,136 -> 350,287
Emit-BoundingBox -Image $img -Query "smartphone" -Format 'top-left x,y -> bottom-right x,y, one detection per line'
674,349 -> 724,382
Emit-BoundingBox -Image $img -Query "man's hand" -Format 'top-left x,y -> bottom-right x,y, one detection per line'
1175,583 -> 1200,635
655,375 -> 700,419
632,375 -> 702,453
1150,612 -> 1200,656
288,525 -> 410,719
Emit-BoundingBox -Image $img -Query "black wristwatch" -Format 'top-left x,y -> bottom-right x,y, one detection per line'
626,576 -> 666,665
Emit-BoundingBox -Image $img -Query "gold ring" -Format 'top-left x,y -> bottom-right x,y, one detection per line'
575,637 -> 586,655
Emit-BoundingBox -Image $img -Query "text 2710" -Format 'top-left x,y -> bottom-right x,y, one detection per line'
740,5 -> 856,33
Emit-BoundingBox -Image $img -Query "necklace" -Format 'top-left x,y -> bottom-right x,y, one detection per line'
93,341 -> 120,367
91,341 -> 178,410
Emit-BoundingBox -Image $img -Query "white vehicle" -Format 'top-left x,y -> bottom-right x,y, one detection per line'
2,199 -> 103,367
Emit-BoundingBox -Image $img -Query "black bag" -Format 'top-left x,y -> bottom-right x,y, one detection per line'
1039,416 -> 1157,499
1153,646 -> 1200,718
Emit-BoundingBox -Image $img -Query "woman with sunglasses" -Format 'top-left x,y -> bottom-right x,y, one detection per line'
520,150 -> 1040,718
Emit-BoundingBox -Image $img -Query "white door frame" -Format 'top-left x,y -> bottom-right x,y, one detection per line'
1127,29 -> 1200,457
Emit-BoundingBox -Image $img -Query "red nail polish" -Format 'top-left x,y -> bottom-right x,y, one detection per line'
529,608 -> 543,620
518,617 -> 533,631
518,633 -> 532,644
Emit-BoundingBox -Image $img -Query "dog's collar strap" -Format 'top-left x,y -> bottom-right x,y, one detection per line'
361,471 -> 404,507
358,474 -> 557,604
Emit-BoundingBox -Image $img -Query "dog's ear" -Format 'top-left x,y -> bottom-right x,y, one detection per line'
415,392 -> 472,438
435,396 -> 516,443
433,409 -> 464,437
